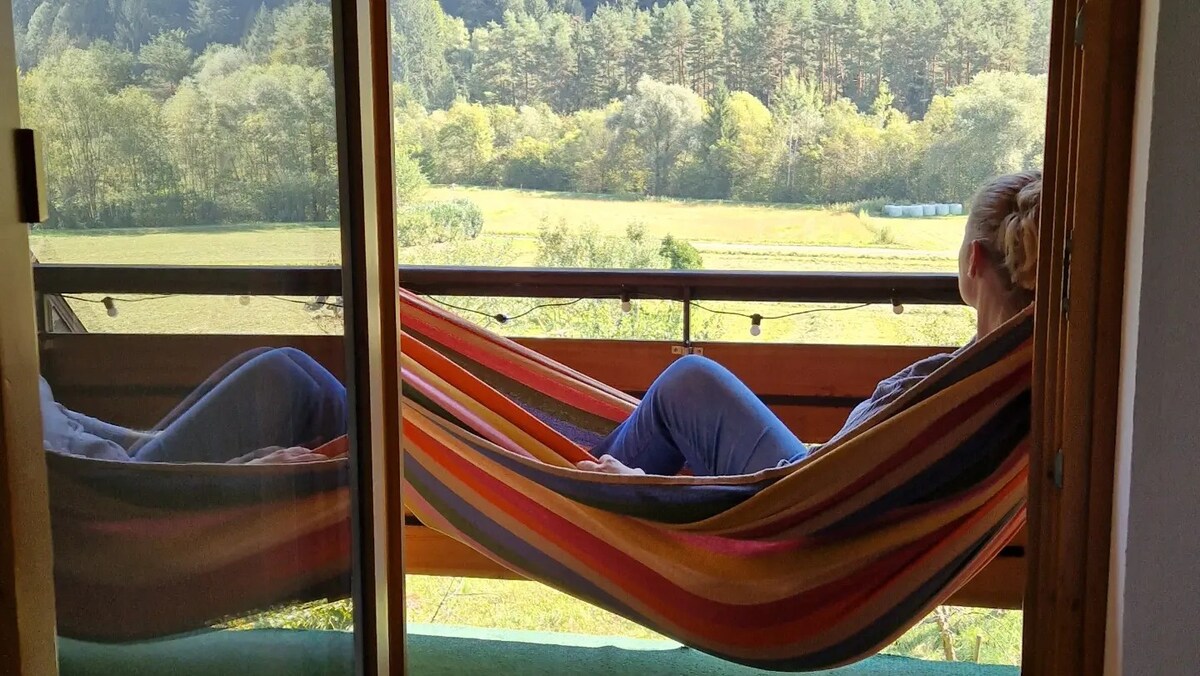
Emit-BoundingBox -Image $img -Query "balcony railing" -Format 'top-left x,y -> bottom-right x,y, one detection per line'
33,264 -> 963,343
31,264 -> 961,302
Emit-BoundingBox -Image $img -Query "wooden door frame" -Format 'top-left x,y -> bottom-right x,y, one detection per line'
1023,0 -> 1144,673
0,0 -> 59,672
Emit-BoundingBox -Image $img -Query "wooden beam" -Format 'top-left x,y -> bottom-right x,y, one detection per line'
31,264 -> 964,305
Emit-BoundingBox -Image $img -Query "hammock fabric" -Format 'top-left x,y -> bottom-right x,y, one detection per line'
47,290 -> 1032,672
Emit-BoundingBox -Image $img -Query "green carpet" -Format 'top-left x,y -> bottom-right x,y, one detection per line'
58,625 -> 1019,675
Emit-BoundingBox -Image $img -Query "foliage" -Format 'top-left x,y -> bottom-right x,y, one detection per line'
396,197 -> 484,247
13,0 -> 1050,229
659,234 -> 704,269
919,71 -> 1048,202
608,77 -> 704,196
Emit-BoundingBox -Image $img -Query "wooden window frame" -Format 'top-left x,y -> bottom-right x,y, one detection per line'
1,0 -> 1147,670
1023,0 -> 1144,673
331,0 -> 405,670
0,0 -> 406,672
0,2 -> 58,672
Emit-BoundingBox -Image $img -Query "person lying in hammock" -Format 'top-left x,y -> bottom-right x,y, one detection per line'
580,171 -> 1043,477
40,347 -> 345,464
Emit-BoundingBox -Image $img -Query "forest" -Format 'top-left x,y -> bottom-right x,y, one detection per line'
13,0 -> 1050,229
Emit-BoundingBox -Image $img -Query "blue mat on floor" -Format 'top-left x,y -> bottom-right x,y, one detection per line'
58,625 -> 1021,675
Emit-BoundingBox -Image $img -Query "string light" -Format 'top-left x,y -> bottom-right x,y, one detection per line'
59,291 -> 895,334
427,296 -> 586,324
688,300 -> 873,322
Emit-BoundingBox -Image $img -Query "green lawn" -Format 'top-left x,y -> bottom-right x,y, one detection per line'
30,186 -> 974,344
426,186 -> 966,253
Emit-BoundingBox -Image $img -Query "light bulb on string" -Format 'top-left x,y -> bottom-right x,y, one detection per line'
620,292 -> 632,314
892,300 -> 904,315
749,314 -> 763,337
102,296 -> 118,318
493,313 -> 509,324
239,296 -> 252,306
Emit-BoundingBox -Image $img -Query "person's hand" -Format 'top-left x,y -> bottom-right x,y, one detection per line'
576,454 -> 646,475
245,446 -> 329,465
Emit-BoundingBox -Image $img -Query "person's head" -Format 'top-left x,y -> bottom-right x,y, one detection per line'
958,171 -> 1043,319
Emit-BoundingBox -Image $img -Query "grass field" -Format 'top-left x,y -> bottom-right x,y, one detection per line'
34,187 -> 1016,664
31,186 -> 975,344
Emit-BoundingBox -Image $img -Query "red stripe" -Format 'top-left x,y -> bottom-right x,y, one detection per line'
405,332 -> 593,463
401,302 -> 630,422
732,366 -> 1030,539
409,423 -> 965,646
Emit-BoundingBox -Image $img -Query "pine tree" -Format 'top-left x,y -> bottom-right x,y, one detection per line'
718,0 -> 754,93
576,4 -> 632,107
753,0 -> 808,104
689,0 -> 724,99
844,0 -> 886,108
1025,0 -> 1052,73
625,5 -> 652,93
940,0 -> 988,87
138,28 -> 193,96
535,11 -> 578,110
188,0 -> 232,50
981,0 -> 1033,73
650,1 -> 692,87
814,0 -> 850,103
506,11 -> 543,106
243,4 -> 277,61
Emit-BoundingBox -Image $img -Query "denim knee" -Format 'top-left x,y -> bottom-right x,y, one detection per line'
653,355 -> 730,401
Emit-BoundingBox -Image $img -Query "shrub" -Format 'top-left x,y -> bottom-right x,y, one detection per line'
659,234 -> 704,269
397,198 -> 484,247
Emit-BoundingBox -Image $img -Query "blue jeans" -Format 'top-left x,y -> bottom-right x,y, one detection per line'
591,355 -> 809,476
132,348 -> 347,463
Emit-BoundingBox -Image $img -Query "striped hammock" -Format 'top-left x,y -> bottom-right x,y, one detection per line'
48,290 -> 1031,671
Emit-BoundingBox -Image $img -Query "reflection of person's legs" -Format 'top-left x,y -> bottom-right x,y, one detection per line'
590,355 -> 808,476
134,348 -> 347,463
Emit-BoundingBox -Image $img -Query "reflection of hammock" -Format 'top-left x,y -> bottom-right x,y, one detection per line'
49,290 -> 1031,671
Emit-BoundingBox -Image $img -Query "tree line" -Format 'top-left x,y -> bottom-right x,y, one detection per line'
14,0 -> 1048,229
400,71 -> 1045,205
398,0 -> 1050,120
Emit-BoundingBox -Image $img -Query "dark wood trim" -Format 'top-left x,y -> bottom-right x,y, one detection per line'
1023,0 -> 1141,672
31,264 -> 963,305
330,0 -> 404,666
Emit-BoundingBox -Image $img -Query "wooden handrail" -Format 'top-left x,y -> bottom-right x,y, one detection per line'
32,264 -> 964,305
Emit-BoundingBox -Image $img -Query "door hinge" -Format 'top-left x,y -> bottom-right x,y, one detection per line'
1053,449 -> 1064,489
1075,2 -> 1086,47
15,129 -> 49,224
1061,233 -> 1073,318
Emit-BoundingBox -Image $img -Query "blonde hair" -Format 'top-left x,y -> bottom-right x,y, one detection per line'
966,171 -> 1043,304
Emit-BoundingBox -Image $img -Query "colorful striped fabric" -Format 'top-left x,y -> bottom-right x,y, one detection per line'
48,289 -> 1031,671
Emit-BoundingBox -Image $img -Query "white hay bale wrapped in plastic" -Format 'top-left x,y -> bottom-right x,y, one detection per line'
949,203 -> 964,215
903,205 -> 923,217
935,204 -> 950,216
883,204 -> 902,217
921,204 -> 936,216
